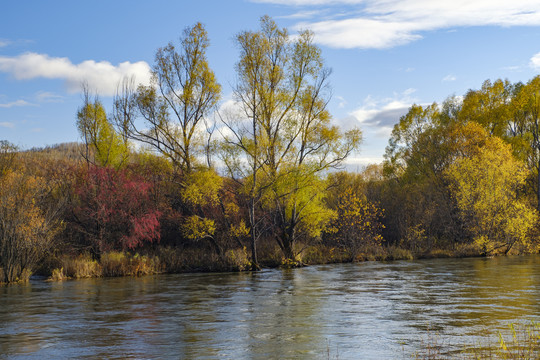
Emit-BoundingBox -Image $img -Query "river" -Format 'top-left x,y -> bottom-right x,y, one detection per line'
1,255 -> 539,359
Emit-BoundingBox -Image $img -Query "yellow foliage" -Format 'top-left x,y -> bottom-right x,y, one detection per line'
229,219 -> 250,239
181,169 -> 223,207
327,187 -> 385,257
0,170 -> 60,283
182,215 -> 216,241
446,137 -> 537,254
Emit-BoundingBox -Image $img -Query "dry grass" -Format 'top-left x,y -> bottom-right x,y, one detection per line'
49,252 -> 162,280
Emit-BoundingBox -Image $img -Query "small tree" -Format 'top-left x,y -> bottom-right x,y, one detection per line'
326,187 -> 384,260
0,171 -> 61,283
71,166 -> 161,257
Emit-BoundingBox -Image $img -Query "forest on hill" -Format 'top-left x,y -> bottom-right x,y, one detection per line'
1,17 -> 539,284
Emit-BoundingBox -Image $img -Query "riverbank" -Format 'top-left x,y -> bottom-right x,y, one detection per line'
27,241 -> 502,283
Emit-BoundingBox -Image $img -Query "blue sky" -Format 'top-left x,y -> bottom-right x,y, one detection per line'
2,0 -> 540,165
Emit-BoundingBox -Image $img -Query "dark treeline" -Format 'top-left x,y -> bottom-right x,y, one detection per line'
1,17 -> 539,283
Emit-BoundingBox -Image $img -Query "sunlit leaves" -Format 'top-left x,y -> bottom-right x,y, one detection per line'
77,97 -> 129,168
181,168 -> 223,207
223,16 -> 361,260
446,137 -> 537,254
115,22 -> 221,173
182,215 -> 216,241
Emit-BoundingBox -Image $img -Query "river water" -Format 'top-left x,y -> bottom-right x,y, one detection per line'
1,255 -> 539,359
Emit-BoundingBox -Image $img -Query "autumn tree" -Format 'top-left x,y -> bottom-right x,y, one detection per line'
77,86 -> 129,168
326,187 -> 384,260
70,166 -> 161,257
0,171 -> 62,283
383,99 -> 492,248
459,79 -> 515,136
113,22 -> 221,174
111,23 -> 223,255
221,16 -> 361,263
446,137 -> 537,255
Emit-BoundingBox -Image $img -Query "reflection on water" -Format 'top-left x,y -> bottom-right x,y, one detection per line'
0,256 -> 539,359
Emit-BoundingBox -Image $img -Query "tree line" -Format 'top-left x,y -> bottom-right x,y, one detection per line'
1,17 -> 539,283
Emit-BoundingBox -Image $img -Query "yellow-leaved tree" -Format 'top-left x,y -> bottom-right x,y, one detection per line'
220,16 -> 361,264
326,187 -> 384,261
445,137 -> 538,255
77,86 -> 129,169
0,171 -> 62,283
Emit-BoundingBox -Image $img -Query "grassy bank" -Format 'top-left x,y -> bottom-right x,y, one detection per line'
26,241 -> 498,282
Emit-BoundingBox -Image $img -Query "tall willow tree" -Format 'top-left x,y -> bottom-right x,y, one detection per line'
112,23 -> 223,252
221,16 -> 361,263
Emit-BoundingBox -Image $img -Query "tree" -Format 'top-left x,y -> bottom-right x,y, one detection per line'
77,86 -> 129,168
383,99 -> 490,248
221,16 -> 361,263
326,187 -> 384,260
446,137 -> 537,255
459,79 -> 514,137
114,22 -> 221,174
71,166 -> 161,257
111,23 -> 224,257
0,171 -> 61,283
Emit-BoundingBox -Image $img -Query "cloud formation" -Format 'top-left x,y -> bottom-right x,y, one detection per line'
530,52 -> 540,70
0,99 -> 34,108
346,89 -> 418,136
0,53 -> 151,96
257,0 -> 540,49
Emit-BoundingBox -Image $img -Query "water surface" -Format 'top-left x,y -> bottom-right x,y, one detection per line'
1,256 -> 539,359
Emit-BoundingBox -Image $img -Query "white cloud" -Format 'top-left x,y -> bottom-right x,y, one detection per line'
347,89 -> 418,134
0,122 -> 15,128
258,0 -> 540,49
36,91 -> 64,103
530,52 -> 540,70
0,99 -> 34,108
442,74 -> 456,82
0,39 -> 9,48
0,53 -> 151,96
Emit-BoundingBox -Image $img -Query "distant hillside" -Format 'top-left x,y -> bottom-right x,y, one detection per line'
24,142 -> 86,162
